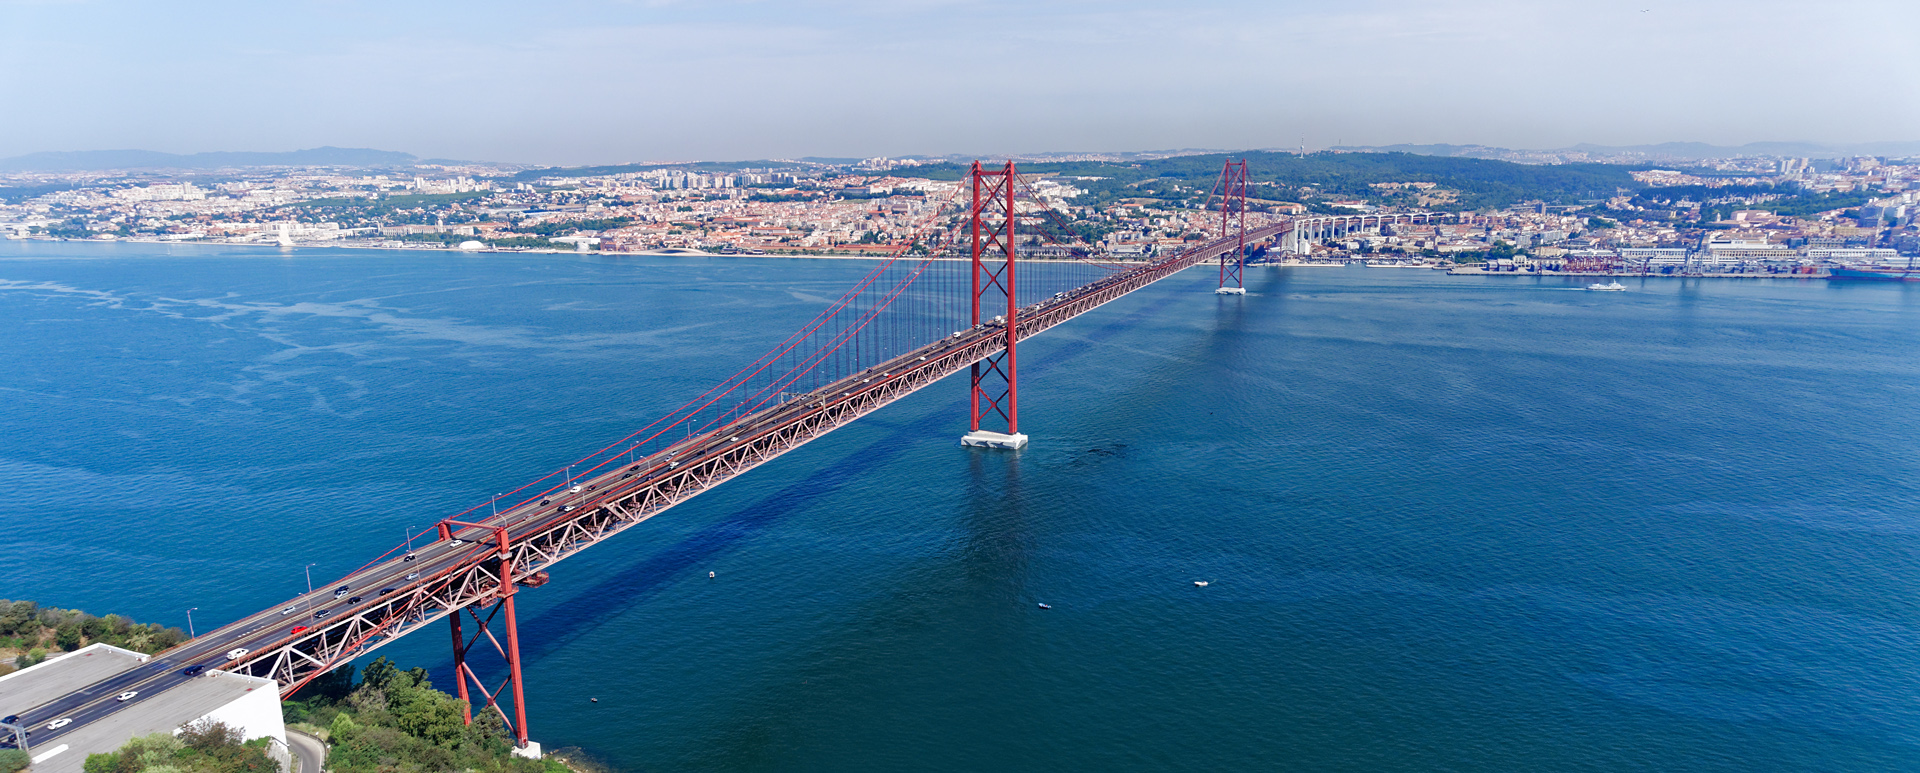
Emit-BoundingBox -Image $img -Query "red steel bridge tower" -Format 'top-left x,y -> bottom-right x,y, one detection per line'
960,161 -> 1028,450
1212,159 -> 1251,295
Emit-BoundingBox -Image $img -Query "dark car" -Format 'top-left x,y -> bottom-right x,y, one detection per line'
2,714 -> 18,725
313,609 -> 332,619
180,665 -> 205,677
378,587 -> 396,596
403,553 -> 416,562
347,596 -> 363,604
332,586 -> 349,598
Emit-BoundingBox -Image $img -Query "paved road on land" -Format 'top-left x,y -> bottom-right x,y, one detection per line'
287,729 -> 326,773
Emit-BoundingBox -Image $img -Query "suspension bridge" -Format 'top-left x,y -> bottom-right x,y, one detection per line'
4,160 -> 1297,756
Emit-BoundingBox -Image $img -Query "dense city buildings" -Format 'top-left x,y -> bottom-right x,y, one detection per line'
2,149 -> 1915,276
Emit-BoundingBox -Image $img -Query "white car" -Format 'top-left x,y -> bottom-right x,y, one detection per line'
47,718 -> 71,730
225,648 -> 249,661
280,605 -> 297,615
116,691 -> 138,702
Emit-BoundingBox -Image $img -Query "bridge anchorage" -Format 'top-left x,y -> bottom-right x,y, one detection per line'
14,160 -> 1298,759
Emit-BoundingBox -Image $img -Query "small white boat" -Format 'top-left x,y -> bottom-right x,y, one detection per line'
1036,603 -> 1052,610
1193,581 -> 1210,587
1587,282 -> 1627,292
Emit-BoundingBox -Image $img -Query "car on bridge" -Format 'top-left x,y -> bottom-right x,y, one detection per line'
47,718 -> 71,729
225,648 -> 249,661
180,664 -> 205,677
116,691 -> 138,702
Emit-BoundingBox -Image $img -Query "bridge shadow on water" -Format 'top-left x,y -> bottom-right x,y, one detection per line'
422,274 -> 1234,682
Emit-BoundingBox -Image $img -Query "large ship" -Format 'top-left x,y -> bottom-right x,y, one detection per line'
1829,265 -> 1920,281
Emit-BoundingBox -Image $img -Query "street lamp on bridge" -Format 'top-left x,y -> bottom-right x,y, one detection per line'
186,607 -> 197,639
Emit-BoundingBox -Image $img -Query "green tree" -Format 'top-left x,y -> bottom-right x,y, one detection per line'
357,657 -> 400,691
0,748 -> 29,773
83,729 -> 275,773
387,682 -> 466,745
328,712 -> 360,744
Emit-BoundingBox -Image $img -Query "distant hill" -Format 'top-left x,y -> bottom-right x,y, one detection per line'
891,151 -> 1640,210
1338,141 -> 1920,160
508,158 -> 820,181
0,146 -> 418,172
1328,144 -> 1512,158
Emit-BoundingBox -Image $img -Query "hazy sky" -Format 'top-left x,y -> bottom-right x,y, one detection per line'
3,0 -> 1917,165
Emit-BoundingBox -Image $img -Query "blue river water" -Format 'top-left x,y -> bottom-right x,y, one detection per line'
1,241 -> 1918,771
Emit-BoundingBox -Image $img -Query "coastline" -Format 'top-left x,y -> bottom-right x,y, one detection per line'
0,236 -> 1170,264
1,238 -> 1882,280
1445,266 -> 1830,279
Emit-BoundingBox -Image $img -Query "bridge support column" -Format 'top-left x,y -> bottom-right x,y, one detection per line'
446,524 -> 536,752
1214,159 -> 1249,295
961,161 -> 1028,450
450,612 -> 472,725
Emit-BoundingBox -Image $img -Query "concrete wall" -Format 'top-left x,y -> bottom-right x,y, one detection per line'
190,671 -> 287,748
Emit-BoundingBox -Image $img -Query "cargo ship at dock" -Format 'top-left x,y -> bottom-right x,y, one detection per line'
1828,266 -> 1920,282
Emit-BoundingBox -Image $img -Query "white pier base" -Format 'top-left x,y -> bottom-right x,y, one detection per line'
960,430 -> 1029,450
511,742 -> 544,760
1215,286 -> 1247,295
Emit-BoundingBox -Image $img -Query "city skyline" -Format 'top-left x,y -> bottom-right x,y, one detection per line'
3,0 -> 1917,165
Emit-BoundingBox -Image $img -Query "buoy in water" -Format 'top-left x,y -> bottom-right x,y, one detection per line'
709,571 -> 716,578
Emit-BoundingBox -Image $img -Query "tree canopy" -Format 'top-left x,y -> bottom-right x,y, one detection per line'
283,658 -> 568,773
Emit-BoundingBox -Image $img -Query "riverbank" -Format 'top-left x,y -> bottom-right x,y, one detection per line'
1446,266 -> 1829,278
282,657 -> 568,773
0,599 -> 185,675
4,235 -> 1171,264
